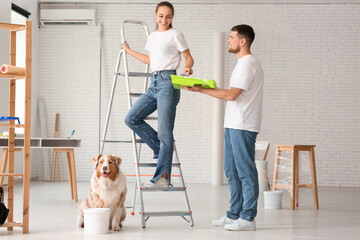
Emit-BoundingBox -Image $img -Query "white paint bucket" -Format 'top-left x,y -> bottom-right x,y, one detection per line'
84,208 -> 110,234
263,191 -> 283,209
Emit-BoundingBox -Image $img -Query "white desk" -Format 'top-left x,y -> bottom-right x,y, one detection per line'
0,138 -> 81,148
0,138 -> 81,202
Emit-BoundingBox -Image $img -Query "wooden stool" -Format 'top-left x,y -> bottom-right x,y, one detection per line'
272,145 -> 319,210
51,114 -> 78,202
51,148 -> 78,202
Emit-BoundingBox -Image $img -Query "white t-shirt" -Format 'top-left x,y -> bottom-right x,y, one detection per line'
145,28 -> 189,72
224,54 -> 264,133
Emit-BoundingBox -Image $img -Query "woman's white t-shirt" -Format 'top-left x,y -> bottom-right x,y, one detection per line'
224,54 -> 264,133
145,28 -> 189,72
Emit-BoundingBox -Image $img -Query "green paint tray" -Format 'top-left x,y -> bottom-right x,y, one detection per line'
171,75 -> 216,89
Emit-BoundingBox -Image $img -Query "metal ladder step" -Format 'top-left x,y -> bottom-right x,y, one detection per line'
144,211 -> 192,217
140,186 -> 186,192
118,72 -> 151,77
138,163 -> 180,167
102,139 -> 147,144
102,140 -> 136,143
128,92 -> 142,97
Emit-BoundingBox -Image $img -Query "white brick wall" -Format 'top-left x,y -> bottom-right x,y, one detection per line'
37,26 -> 101,181
37,3 -> 360,187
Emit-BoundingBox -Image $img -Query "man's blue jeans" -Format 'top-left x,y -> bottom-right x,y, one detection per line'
124,70 -> 180,183
224,128 -> 259,221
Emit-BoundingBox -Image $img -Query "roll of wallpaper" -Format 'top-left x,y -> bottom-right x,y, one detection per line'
0,64 -> 25,75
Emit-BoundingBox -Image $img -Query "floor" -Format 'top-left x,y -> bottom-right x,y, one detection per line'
0,181 -> 359,239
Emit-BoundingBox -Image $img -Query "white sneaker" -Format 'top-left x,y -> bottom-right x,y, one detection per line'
142,177 -> 169,188
224,218 -> 256,231
212,216 -> 237,227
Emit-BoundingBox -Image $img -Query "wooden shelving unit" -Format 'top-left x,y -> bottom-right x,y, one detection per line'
0,21 -> 31,233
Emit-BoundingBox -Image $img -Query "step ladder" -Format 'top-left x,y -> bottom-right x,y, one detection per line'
100,20 -> 194,228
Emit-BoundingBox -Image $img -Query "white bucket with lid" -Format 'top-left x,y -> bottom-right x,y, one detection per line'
263,191 -> 283,209
84,208 -> 110,234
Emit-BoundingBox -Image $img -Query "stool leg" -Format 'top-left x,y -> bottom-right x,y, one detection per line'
272,146 -> 280,191
56,152 -> 61,182
294,150 -> 300,208
310,148 -> 319,209
69,149 -> 78,202
291,149 -> 296,210
0,149 -> 8,186
66,151 -> 74,200
51,150 -> 56,182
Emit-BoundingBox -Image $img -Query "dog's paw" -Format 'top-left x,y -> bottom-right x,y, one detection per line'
112,224 -> 122,231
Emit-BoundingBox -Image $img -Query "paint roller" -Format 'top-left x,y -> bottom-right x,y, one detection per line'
0,64 -> 25,75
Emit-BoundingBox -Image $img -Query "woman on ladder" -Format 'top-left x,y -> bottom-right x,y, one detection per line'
123,1 -> 194,188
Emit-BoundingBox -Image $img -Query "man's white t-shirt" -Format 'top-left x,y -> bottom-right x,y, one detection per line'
224,54 -> 264,133
145,28 -> 188,72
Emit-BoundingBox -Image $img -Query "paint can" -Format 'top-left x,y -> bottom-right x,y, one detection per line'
263,191 -> 283,209
84,208 -> 110,234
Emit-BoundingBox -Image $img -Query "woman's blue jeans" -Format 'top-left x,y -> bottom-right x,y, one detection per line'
224,128 -> 259,221
124,70 -> 180,183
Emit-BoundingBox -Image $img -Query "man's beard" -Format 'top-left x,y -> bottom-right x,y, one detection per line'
228,46 -> 240,54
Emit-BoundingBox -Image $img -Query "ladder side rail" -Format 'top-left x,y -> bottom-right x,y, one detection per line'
138,142 -> 142,160
130,131 -> 143,216
131,133 -> 146,227
131,180 -> 137,215
173,144 -> 185,187
121,35 -> 142,195
121,20 -> 148,228
100,50 -> 124,154
143,63 -> 150,93
142,25 -> 150,92
122,51 -> 132,108
173,144 -> 194,226
120,20 -> 151,93
125,59 -> 146,225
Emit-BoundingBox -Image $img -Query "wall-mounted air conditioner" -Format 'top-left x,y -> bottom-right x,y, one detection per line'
40,9 -> 96,26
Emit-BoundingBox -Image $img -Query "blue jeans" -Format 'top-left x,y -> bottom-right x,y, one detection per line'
224,128 -> 259,221
124,70 -> 180,183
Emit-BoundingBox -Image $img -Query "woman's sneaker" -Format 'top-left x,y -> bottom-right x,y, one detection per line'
212,216 -> 237,227
142,177 -> 169,188
224,218 -> 256,231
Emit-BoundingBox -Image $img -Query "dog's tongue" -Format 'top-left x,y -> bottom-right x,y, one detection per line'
102,172 -> 110,178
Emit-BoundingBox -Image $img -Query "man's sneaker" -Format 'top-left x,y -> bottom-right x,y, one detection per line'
142,177 -> 169,188
212,216 -> 237,227
224,218 -> 256,231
